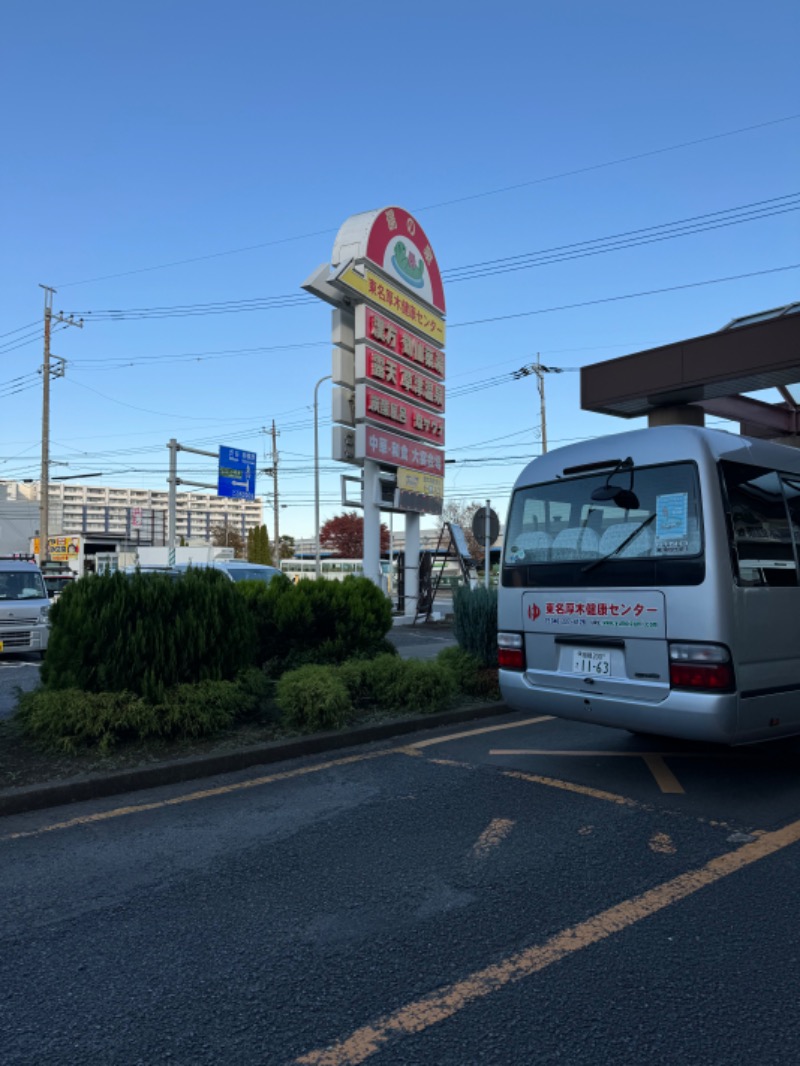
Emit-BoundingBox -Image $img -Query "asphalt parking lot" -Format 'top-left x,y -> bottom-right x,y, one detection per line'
0,655 -> 41,720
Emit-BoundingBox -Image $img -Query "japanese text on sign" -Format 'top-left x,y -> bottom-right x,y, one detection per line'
357,306 -> 445,378
360,344 -> 445,412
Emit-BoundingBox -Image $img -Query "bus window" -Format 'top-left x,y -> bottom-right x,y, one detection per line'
503,460 -> 703,588
721,461 -> 798,587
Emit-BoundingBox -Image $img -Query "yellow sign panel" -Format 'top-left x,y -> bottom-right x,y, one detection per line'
48,535 -> 81,562
397,467 -> 444,499
333,262 -> 446,346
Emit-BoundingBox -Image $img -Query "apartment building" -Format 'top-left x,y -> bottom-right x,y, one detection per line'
3,480 -> 263,546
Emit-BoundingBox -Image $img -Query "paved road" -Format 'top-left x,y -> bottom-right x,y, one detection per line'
0,655 -> 41,720
3,711 -> 800,1064
386,620 -> 457,660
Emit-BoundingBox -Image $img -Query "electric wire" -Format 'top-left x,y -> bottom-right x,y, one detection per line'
55,112 -> 800,288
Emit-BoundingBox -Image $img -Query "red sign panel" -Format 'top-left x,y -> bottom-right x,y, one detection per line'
357,385 -> 445,446
356,305 -> 445,379
357,425 -> 444,474
364,206 -> 446,313
357,344 -> 445,413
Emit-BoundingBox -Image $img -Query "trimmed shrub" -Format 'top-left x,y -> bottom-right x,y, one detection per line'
275,665 -> 352,733
42,569 -> 256,702
359,654 -> 457,715
16,680 -> 241,753
436,645 -> 501,701
452,586 -> 498,667
240,575 -> 393,673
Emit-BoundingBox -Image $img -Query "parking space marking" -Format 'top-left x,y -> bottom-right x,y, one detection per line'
502,768 -> 644,808
407,715 -> 552,750
642,753 -> 684,793
295,816 -> 800,1066
470,818 -> 515,860
0,748 -> 401,842
490,749 -> 685,795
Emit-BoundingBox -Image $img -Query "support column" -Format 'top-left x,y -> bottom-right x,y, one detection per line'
362,460 -> 382,587
404,512 -> 420,619
648,406 -> 704,427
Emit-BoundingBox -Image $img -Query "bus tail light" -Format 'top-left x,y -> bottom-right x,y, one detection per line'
498,632 -> 525,671
669,643 -> 734,692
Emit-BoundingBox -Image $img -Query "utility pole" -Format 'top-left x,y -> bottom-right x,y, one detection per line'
513,355 -> 564,456
39,285 -> 82,564
271,421 -> 280,568
535,354 -> 547,454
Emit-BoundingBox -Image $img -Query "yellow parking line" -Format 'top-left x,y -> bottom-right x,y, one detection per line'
408,715 -> 552,749
470,818 -> 515,860
490,748 -> 686,795
502,769 -> 643,808
295,817 -> 800,1065
642,754 -> 685,794
0,748 -> 399,842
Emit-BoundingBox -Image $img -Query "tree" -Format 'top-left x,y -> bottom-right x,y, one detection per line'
210,523 -> 246,558
247,524 -> 272,565
319,511 -> 390,558
277,534 -> 295,561
439,500 -> 485,565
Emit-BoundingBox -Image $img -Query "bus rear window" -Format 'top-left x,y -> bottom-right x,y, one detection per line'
503,461 -> 703,588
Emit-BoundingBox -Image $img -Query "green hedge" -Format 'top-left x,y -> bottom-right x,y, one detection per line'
452,585 -> 498,667
16,679 -> 249,753
275,653 -> 458,731
238,575 -> 394,672
42,569 -> 256,702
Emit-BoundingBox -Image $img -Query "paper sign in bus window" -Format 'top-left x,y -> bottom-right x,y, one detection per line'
656,493 -> 689,538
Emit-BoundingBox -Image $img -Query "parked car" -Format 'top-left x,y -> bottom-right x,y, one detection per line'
42,571 -> 77,600
0,558 -> 50,657
172,560 -> 283,585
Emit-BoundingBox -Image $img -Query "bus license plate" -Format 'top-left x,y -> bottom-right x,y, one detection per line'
572,649 -> 611,676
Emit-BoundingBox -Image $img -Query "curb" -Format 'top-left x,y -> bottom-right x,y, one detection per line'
0,701 -> 511,818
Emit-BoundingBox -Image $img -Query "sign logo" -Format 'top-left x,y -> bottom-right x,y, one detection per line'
528,603 -> 541,621
391,241 -> 425,289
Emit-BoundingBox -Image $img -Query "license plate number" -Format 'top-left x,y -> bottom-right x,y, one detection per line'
572,649 -> 611,676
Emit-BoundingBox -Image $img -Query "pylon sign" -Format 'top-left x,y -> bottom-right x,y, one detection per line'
303,205 -> 446,515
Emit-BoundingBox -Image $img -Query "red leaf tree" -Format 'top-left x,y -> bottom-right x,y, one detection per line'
319,511 -> 390,558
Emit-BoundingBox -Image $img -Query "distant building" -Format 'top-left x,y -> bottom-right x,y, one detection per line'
0,480 -> 263,549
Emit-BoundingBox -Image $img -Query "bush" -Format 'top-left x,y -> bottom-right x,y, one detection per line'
16,679 -> 242,753
436,645 -> 501,701
275,665 -> 352,733
42,569 -> 256,702
452,586 -> 498,667
240,576 -> 394,673
341,654 -> 456,716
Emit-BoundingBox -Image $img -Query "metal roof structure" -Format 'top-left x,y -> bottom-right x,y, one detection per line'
580,302 -> 800,439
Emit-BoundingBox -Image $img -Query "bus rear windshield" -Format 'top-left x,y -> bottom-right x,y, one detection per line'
502,460 -> 704,588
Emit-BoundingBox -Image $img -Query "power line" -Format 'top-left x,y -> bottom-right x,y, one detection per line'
59,192 -> 800,323
55,111 -> 800,289
450,263 -> 800,330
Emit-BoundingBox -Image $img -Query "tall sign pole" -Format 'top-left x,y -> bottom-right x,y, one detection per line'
303,206 -> 447,615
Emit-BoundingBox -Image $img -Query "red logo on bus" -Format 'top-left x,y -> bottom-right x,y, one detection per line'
528,603 -> 541,621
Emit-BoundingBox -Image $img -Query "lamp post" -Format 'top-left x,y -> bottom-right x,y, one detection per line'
314,374 -> 332,578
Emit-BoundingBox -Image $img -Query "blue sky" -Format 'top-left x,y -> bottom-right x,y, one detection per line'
2,1 -> 798,541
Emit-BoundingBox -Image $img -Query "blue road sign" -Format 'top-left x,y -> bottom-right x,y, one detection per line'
218,446 -> 256,500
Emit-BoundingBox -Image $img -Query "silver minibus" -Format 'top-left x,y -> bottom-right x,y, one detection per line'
498,425 -> 800,744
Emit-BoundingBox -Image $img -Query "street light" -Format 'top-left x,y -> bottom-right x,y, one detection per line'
314,374 -> 332,579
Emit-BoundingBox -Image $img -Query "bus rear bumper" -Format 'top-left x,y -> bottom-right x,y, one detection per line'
499,669 -> 739,745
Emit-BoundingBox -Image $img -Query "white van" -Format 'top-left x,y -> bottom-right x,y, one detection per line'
0,558 -> 51,658
499,425 -> 800,745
